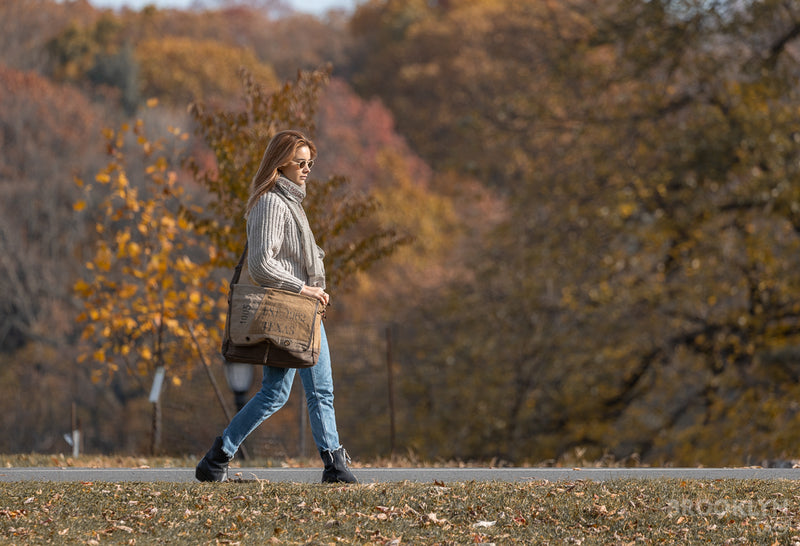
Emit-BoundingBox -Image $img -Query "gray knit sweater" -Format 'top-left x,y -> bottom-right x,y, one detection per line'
245,178 -> 325,293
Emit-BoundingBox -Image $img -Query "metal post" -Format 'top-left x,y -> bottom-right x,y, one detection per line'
149,367 -> 166,456
71,402 -> 80,458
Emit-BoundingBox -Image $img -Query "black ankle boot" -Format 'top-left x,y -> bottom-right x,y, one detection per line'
196,436 -> 233,482
320,447 -> 358,484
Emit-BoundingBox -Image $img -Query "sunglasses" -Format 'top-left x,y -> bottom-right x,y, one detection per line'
289,159 -> 314,170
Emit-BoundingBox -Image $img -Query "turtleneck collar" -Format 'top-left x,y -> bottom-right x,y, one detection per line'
275,175 -> 306,203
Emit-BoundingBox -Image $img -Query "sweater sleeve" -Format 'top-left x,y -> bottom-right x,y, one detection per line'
246,193 -> 305,293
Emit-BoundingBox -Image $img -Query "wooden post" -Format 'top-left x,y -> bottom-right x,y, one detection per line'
151,399 -> 161,455
386,325 -> 396,457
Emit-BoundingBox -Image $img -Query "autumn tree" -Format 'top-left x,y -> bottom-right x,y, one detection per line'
125,4 -> 352,81
0,0 -> 97,72
187,68 -> 409,288
0,64 -> 110,454
307,77 -> 504,455
71,67 -> 417,454
0,65 -> 105,353
349,0 -> 800,465
46,12 -> 141,113
136,37 -> 279,108
74,107 -> 224,390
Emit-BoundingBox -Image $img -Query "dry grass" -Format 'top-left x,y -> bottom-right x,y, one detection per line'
2,453 -> 800,545
4,454 -> 800,544
2,479 -> 799,544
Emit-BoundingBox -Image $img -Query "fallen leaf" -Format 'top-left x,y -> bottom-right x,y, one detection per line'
426,512 -> 448,525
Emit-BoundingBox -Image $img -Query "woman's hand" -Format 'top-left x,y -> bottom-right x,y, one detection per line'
301,285 -> 329,306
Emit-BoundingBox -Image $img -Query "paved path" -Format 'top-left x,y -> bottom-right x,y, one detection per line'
1,467 -> 798,483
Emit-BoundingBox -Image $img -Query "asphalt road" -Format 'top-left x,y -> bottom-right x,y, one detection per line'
1,467 -> 798,483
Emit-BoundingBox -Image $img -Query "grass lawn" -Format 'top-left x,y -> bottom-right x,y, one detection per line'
2,476 -> 798,544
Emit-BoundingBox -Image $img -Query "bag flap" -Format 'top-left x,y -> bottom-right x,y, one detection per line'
229,284 -> 321,351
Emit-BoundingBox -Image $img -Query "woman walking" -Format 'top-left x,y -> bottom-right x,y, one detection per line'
196,130 -> 357,484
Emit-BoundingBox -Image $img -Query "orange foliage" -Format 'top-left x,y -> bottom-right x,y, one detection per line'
74,114 -> 226,384
314,78 -> 504,320
136,37 -> 279,107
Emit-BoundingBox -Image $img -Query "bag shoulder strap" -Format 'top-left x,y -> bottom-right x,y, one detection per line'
230,242 -> 248,287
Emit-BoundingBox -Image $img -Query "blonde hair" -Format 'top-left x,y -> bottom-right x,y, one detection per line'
245,130 -> 317,214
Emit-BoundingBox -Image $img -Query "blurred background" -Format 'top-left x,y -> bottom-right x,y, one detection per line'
2,0 -> 800,467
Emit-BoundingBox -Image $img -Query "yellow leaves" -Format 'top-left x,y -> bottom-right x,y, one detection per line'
118,283 -> 138,299
145,157 -> 169,174
175,255 -> 195,272
168,125 -> 190,142
617,202 -> 636,219
115,230 -> 131,255
74,280 -> 92,296
116,170 -> 129,189
154,156 -> 168,173
160,215 -> 176,230
136,37 -> 279,107
94,243 -> 112,272
163,318 -> 180,331
75,101 -> 229,384
127,241 -> 142,259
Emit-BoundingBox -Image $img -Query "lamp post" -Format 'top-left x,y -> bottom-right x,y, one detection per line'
223,361 -> 254,412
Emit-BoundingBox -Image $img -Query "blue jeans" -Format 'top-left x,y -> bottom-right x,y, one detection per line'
221,322 -> 341,457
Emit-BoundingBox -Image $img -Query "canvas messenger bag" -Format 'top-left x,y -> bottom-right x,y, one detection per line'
221,244 -> 325,368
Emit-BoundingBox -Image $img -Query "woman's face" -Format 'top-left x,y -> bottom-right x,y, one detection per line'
280,145 -> 313,186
